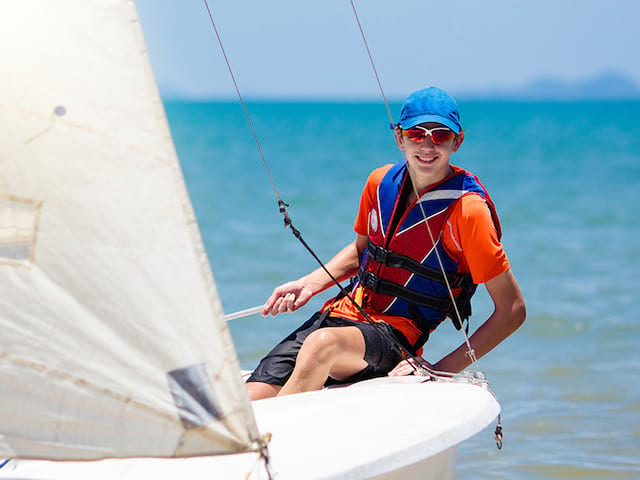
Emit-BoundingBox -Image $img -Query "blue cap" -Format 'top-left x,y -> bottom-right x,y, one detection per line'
398,87 -> 462,134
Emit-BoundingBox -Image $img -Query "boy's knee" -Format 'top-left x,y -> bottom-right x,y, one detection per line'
301,329 -> 340,360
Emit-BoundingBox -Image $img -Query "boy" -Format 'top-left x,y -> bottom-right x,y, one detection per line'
247,87 -> 526,400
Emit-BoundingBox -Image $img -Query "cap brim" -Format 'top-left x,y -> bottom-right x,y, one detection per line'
399,114 -> 461,134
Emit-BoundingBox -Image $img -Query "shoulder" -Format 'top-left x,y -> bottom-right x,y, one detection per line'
359,164 -> 394,201
355,165 -> 394,234
444,192 -> 509,283
365,164 -> 394,187
449,193 -> 493,227
445,193 -> 501,255
458,193 -> 492,217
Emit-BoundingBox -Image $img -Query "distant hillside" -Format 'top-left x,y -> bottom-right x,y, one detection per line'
462,72 -> 640,100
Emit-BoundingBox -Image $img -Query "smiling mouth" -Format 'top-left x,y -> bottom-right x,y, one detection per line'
416,155 -> 436,163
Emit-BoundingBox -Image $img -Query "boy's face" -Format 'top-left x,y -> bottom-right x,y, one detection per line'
395,122 -> 464,187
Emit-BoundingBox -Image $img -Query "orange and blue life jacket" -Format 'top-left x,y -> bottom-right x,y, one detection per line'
356,162 -> 501,349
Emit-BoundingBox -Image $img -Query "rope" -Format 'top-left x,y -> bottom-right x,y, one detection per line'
201,0 -> 426,376
202,0 -> 282,203
348,2 -> 504,449
348,0 -> 479,373
244,433 -> 273,480
412,198 -> 480,371
224,304 -> 266,322
202,0 -> 503,452
349,0 -> 394,127
283,218 -> 427,372
202,3 -> 282,473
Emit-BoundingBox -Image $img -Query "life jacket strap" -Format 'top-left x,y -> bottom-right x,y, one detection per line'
449,281 -> 476,331
366,240 -> 468,288
360,271 -> 451,313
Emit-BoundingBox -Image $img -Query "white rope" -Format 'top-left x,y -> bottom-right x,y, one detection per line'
349,0 -> 479,373
206,0 -> 499,451
224,304 -> 266,322
403,355 -> 485,385
411,187 -> 480,371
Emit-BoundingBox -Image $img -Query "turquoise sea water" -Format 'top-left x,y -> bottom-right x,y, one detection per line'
165,100 -> 640,479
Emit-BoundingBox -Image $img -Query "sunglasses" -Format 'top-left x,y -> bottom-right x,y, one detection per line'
400,126 -> 456,144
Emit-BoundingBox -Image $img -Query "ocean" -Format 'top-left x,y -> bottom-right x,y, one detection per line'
164,99 -> 640,479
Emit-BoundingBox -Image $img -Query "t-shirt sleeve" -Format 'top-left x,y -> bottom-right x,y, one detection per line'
353,165 -> 393,236
443,194 -> 510,284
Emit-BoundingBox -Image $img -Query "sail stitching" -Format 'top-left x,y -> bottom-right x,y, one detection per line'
0,350 -> 243,446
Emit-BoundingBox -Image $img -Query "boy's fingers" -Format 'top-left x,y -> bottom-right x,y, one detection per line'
284,293 -> 296,311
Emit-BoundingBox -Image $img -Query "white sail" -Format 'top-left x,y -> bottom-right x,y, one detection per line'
0,0 -> 261,460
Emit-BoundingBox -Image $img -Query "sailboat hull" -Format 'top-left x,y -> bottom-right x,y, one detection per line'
371,446 -> 457,480
0,376 -> 499,479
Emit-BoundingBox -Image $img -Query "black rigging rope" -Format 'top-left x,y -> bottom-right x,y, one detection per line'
348,2 -> 505,451
201,0 -> 426,374
202,0 -> 504,453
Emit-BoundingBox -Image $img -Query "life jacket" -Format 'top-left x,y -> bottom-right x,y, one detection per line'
356,162 -> 501,349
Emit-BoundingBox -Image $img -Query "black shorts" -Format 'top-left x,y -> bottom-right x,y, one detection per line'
246,311 -> 412,386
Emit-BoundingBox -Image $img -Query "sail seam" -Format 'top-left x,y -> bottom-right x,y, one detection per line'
0,350 -> 245,448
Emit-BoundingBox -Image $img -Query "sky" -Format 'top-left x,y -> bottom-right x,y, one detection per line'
136,0 -> 640,101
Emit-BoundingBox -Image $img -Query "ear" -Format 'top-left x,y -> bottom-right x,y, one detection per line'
451,130 -> 465,153
394,127 -> 406,151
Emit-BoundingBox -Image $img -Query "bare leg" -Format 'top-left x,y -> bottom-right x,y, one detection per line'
278,326 -> 367,397
246,381 -> 282,401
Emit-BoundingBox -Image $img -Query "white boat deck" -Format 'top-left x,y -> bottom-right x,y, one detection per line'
0,376 -> 499,479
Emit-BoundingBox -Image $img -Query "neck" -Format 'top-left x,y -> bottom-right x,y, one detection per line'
407,165 -> 453,198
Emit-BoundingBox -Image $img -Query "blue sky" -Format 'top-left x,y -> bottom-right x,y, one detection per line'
136,1 -> 640,100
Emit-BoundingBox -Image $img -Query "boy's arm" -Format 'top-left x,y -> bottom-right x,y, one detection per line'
432,268 -> 526,373
434,194 -> 525,372
388,269 -> 525,376
261,234 -> 368,316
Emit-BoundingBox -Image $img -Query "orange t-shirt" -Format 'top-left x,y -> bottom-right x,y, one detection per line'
323,164 -> 510,345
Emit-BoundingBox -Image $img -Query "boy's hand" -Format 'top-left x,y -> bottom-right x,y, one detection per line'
261,280 -> 314,316
388,356 -> 433,376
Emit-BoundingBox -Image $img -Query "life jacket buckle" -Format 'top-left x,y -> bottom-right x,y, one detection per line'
362,271 -> 380,292
370,243 -> 389,266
